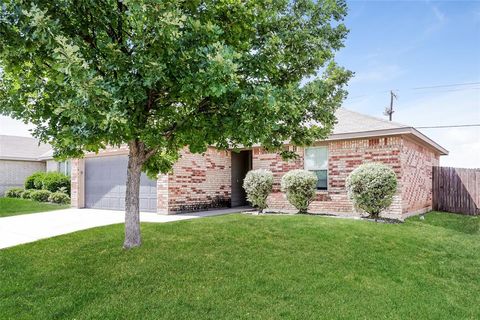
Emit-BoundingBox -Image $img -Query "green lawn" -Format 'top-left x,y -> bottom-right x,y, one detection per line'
0,212 -> 478,319
0,198 -> 70,217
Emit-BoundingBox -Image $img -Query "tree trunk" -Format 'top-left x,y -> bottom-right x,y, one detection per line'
123,143 -> 143,249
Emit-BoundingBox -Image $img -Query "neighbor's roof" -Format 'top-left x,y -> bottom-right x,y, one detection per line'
328,108 -> 448,155
0,135 -> 52,161
37,149 -> 54,161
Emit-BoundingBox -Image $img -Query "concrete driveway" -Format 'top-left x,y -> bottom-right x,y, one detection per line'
0,207 -> 243,249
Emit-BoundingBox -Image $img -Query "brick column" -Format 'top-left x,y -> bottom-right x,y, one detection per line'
157,174 -> 169,214
70,158 -> 85,208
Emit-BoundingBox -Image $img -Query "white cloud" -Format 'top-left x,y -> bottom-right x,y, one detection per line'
0,116 -> 34,137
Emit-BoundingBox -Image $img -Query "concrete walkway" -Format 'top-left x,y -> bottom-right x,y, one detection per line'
0,207 -> 247,249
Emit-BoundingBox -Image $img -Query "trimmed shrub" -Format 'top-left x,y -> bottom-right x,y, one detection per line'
30,190 -> 52,202
24,172 -> 70,194
346,162 -> 397,220
243,169 -> 274,212
25,172 -> 46,190
48,192 -> 71,205
281,169 -> 318,214
21,189 -> 35,199
41,172 -> 70,195
5,187 -> 24,198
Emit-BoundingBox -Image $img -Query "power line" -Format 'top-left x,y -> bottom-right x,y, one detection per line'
412,86 -> 480,94
412,81 -> 480,90
416,124 -> 480,129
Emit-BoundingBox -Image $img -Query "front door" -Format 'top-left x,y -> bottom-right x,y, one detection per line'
231,150 -> 252,207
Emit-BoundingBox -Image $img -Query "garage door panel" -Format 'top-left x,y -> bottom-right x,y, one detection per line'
85,155 -> 157,212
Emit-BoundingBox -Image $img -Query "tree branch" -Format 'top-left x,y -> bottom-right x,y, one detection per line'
144,147 -> 158,160
117,0 -> 123,45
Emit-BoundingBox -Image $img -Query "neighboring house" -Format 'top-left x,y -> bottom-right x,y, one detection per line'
0,135 -> 51,196
70,108 -> 448,220
37,149 -> 72,176
0,135 -> 71,196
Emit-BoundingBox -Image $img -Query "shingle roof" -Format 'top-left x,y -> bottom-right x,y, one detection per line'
0,135 -> 52,161
37,149 -> 54,160
332,108 -> 408,134
328,108 -> 447,155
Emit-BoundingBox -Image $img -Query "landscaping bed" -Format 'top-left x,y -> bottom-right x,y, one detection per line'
0,211 -> 478,319
2,171 -> 71,217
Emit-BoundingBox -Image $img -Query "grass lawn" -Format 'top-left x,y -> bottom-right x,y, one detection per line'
0,198 -> 70,218
0,211 -> 478,319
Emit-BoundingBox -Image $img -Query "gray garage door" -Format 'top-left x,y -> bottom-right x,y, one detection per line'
85,155 -> 157,212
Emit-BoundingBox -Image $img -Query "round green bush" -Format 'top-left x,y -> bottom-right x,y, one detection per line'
5,187 -> 24,198
21,189 -> 35,199
243,169 -> 274,212
24,172 -> 46,190
346,162 -> 398,219
30,190 -> 52,202
48,192 -> 71,205
41,172 -> 71,195
281,169 -> 318,214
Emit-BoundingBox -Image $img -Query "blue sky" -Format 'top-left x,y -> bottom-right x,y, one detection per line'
1,0 -> 479,166
336,0 -> 480,167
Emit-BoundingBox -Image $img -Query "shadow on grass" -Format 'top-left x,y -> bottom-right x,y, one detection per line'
407,211 -> 480,235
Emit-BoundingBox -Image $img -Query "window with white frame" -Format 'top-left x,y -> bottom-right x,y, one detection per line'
304,147 -> 328,190
58,161 -> 71,176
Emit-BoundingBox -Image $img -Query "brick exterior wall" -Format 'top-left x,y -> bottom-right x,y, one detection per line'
70,146 -> 231,213
253,136 -> 405,219
70,159 -> 81,208
0,160 -> 46,196
400,137 -> 439,217
161,147 -> 231,214
70,135 -> 440,219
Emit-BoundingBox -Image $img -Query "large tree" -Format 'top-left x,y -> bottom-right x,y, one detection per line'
0,0 -> 351,248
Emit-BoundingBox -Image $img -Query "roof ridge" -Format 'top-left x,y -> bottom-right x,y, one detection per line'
338,107 -> 408,128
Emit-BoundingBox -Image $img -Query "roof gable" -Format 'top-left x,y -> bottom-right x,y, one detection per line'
328,108 -> 447,155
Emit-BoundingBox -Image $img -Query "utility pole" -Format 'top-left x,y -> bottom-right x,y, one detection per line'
384,90 -> 397,121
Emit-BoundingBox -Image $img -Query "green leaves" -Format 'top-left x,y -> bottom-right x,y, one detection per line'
0,0 -> 351,175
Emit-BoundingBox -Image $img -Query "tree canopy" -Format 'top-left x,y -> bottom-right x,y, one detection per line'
1,0 -> 351,247
1,0 -> 350,174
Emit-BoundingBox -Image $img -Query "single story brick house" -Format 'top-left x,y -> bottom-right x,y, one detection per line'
70,108 -> 447,220
0,135 -> 51,196
0,135 -> 72,196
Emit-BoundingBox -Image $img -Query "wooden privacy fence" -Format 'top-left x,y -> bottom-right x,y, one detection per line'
433,166 -> 480,215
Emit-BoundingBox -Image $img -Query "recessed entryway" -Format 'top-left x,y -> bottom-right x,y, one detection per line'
231,150 -> 252,207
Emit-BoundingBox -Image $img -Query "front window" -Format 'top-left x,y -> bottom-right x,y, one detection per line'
305,147 -> 328,190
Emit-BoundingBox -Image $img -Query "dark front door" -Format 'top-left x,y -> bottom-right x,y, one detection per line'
231,150 -> 252,207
